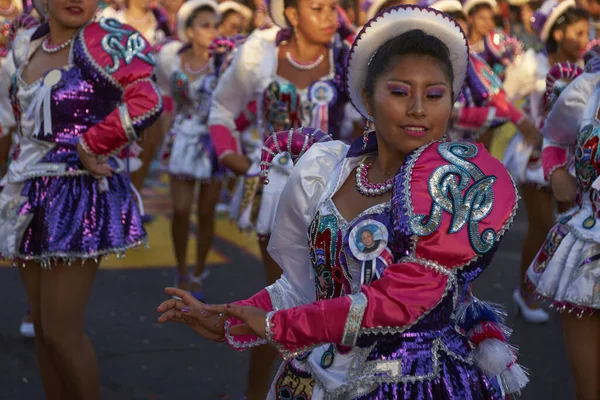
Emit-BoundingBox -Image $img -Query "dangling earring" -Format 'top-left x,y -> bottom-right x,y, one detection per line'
362,117 -> 372,150
442,132 -> 448,141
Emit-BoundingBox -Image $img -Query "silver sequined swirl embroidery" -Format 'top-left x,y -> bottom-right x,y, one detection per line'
409,142 -> 497,254
99,18 -> 155,74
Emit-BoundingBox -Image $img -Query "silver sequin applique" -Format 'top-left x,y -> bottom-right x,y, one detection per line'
99,18 -> 155,74
409,142 -> 497,254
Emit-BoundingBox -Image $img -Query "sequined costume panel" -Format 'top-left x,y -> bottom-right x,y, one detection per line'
158,49 -> 225,181
0,20 -> 161,264
527,72 -> 600,314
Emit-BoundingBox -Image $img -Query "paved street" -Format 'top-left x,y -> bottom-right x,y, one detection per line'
0,170 -> 574,400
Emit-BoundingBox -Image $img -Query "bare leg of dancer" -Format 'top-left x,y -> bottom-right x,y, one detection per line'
131,120 -> 164,192
190,181 -> 222,289
519,186 -> 555,304
170,177 -> 196,290
20,264 -> 65,400
23,259 -> 101,400
0,133 -> 11,174
561,313 -> 600,400
244,237 -> 282,400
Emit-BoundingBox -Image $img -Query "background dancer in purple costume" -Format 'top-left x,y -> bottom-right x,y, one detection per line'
0,0 -> 162,397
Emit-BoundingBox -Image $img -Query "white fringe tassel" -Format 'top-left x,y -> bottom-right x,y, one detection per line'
473,338 -> 514,376
501,363 -> 530,395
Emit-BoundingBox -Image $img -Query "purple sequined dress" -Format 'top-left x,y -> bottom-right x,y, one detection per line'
0,19 -> 162,267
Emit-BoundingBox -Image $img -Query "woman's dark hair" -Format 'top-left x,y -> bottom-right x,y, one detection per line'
446,11 -> 467,25
364,29 -> 455,103
283,0 -> 298,27
468,3 -> 492,17
546,7 -> 588,52
185,5 -> 217,28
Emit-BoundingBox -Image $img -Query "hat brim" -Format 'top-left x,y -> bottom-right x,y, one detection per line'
177,0 -> 221,42
507,0 -> 530,5
429,0 -> 464,14
540,0 -> 575,42
463,0 -> 497,15
218,1 -> 253,21
346,5 -> 469,118
269,0 -> 289,28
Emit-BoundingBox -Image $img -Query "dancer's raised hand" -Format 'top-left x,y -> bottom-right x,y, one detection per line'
157,288 -> 227,341
204,303 -> 267,338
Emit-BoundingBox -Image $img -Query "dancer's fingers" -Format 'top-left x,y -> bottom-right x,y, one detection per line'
157,298 -> 182,313
158,309 -> 184,323
164,287 -> 203,306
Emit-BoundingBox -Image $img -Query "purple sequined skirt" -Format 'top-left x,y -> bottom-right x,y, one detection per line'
355,351 -> 504,400
0,172 -> 146,267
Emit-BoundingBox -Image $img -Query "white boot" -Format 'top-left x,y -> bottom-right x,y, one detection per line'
513,288 -> 550,324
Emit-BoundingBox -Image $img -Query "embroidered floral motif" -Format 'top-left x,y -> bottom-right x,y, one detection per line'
410,142 -> 497,254
99,18 -> 155,74
532,223 -> 568,273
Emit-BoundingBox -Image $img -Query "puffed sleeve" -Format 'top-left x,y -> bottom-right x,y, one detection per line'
223,140 -> 349,351
264,142 -> 518,360
542,72 -> 600,180
208,31 -> 266,160
79,19 -> 163,156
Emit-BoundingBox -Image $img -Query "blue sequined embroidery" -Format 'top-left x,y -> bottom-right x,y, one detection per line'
99,18 -> 155,74
410,142 -> 497,254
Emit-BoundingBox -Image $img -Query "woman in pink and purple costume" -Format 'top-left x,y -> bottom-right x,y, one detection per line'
526,52 -> 600,400
158,6 -> 528,399
0,0 -> 162,396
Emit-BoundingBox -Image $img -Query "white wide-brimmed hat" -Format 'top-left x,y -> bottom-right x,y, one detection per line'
218,1 -> 253,21
506,0 -> 531,6
177,0 -> 221,41
462,0 -> 496,15
421,0 -> 464,14
531,0 -> 575,42
346,5 -> 469,118
268,0 -> 289,27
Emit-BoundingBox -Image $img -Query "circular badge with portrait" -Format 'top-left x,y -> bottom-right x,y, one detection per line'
202,74 -> 218,93
348,219 -> 389,262
308,81 -> 337,106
